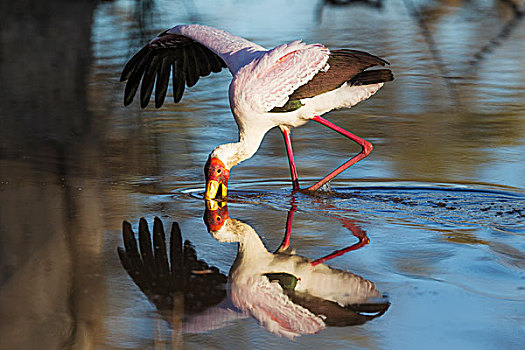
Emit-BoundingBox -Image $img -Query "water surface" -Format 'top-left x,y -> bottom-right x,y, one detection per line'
1,0 -> 524,349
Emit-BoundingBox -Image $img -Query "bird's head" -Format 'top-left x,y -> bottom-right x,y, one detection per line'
204,156 -> 230,199
203,199 -> 229,232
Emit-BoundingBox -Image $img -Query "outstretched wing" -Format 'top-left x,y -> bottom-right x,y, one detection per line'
231,41 -> 330,113
121,31 -> 227,108
121,24 -> 267,109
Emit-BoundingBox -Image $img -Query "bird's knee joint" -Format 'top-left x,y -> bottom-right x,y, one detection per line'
362,142 -> 373,155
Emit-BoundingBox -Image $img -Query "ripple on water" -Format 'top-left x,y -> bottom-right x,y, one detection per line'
178,180 -> 524,231
174,180 -> 525,301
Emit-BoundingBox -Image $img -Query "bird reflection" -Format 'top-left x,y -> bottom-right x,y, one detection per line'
205,200 -> 389,338
118,205 -> 389,339
467,0 -> 524,68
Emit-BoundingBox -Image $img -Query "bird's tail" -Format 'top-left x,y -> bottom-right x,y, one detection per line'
349,69 -> 394,86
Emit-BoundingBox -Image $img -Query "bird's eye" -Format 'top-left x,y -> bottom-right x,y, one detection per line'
217,169 -> 222,174
216,216 -> 221,222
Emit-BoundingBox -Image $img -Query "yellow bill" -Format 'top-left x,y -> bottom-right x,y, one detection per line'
205,180 -> 227,199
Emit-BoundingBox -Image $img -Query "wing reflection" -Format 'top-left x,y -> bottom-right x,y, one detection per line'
117,217 -> 245,334
204,200 -> 390,339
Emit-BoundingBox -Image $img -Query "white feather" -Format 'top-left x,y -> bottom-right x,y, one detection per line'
169,24 -> 266,74
231,41 -> 329,113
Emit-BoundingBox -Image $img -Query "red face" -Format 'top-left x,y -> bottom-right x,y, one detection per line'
204,157 -> 230,199
203,200 -> 229,232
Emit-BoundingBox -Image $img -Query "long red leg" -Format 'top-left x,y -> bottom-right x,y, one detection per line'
311,220 -> 369,266
307,115 -> 373,192
310,239 -> 369,266
275,201 -> 297,253
279,126 -> 300,191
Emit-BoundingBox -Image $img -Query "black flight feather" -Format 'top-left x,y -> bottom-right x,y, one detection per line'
121,32 -> 227,108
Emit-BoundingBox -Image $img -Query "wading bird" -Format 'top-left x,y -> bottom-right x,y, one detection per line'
121,24 -> 393,199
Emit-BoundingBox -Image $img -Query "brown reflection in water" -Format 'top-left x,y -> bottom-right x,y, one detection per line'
376,112 -> 525,181
0,1 -> 105,349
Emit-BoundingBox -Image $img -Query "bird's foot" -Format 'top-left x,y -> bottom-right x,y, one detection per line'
299,180 -> 333,196
318,180 -> 332,193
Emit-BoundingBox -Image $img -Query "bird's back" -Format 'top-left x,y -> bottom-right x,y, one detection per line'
270,49 -> 393,114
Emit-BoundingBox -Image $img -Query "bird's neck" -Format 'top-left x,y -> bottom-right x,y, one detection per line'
211,125 -> 270,170
236,222 -> 270,257
229,220 -> 273,275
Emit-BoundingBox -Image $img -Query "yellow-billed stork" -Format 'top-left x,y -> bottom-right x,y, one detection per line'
121,24 -> 393,198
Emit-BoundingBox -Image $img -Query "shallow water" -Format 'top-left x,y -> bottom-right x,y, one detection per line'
1,0 -> 524,349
